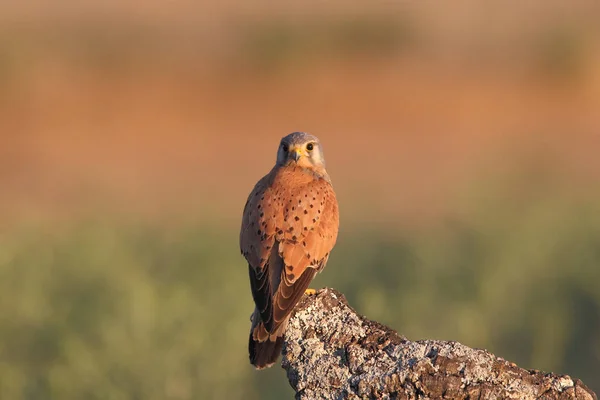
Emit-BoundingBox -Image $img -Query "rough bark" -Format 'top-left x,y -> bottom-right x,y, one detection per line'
282,288 -> 597,400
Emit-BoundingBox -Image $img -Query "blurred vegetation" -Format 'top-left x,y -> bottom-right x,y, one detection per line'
237,15 -> 417,70
1,12 -> 591,80
1,181 -> 599,399
1,4 -> 599,399
534,24 -> 587,80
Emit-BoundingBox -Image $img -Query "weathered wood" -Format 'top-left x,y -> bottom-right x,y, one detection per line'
282,288 -> 597,400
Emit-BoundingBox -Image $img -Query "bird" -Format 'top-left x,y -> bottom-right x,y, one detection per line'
240,132 -> 340,369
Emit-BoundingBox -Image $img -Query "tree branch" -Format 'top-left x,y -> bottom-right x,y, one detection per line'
282,288 -> 597,400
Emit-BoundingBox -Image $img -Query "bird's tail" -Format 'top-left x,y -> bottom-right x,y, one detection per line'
248,330 -> 284,369
248,310 -> 287,369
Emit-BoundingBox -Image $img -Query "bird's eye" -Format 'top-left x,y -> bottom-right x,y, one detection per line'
306,143 -> 314,151
282,144 -> 289,152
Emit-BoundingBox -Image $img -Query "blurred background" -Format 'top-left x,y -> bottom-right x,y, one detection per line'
1,1 -> 600,398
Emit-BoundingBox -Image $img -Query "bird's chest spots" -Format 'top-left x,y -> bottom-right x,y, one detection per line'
283,189 -> 318,218
258,168 -> 328,242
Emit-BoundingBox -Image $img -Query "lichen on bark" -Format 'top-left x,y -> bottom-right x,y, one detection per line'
282,288 -> 597,400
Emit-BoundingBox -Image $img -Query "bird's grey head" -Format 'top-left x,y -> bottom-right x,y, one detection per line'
276,132 -> 326,169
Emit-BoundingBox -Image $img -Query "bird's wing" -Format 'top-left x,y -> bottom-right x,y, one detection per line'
240,173 -> 277,270
272,176 -> 339,329
240,173 -> 279,331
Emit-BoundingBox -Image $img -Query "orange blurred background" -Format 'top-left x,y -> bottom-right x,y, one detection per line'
1,1 -> 599,399
2,1 -> 599,226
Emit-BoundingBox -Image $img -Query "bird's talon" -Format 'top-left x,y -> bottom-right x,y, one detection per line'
305,288 -> 317,295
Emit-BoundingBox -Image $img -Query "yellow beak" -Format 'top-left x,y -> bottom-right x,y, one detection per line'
290,146 -> 304,162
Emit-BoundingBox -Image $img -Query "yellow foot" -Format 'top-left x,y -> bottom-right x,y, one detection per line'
304,288 -> 317,295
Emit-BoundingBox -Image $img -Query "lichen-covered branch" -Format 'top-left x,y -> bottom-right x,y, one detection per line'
282,288 -> 597,400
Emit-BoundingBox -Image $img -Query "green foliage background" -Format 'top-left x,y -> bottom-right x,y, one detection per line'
1,179 -> 599,399
1,6 -> 599,399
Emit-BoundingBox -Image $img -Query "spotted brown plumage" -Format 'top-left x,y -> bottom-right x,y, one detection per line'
240,132 -> 339,369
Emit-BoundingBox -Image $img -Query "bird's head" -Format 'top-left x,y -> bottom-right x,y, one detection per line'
276,132 -> 326,169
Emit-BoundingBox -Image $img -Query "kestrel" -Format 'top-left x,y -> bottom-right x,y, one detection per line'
240,132 -> 340,369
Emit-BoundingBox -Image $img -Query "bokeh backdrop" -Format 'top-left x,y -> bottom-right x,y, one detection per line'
1,1 -> 600,399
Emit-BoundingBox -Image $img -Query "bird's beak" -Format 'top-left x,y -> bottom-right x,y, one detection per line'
290,147 -> 303,162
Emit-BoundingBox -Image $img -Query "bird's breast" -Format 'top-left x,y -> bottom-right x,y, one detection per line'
272,165 -> 329,188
